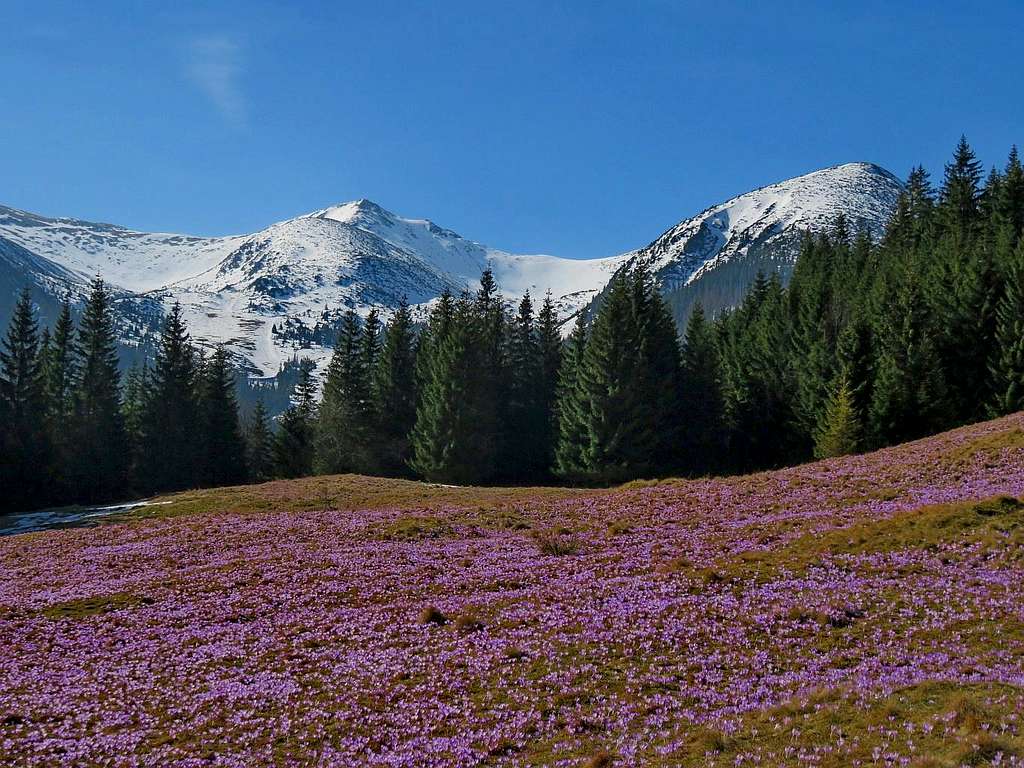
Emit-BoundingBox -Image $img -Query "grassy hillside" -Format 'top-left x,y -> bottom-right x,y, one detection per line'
2,416 -> 1023,767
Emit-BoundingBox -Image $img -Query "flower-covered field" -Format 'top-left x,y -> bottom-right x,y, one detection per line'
3,416 -> 1024,767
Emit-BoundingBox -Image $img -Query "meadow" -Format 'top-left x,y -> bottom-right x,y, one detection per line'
2,416 -> 1023,767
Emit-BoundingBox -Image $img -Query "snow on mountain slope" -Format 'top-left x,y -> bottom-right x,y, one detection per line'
622,162 -> 903,324
0,162 -> 901,377
0,199 -> 628,375
0,206 -> 244,292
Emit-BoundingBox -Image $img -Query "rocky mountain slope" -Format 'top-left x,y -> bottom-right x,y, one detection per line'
0,162 -> 902,376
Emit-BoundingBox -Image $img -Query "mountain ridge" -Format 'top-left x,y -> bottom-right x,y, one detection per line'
0,161 -> 904,376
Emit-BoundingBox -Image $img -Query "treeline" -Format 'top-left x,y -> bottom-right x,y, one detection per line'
2,138 -> 1023,514
0,284 -> 265,513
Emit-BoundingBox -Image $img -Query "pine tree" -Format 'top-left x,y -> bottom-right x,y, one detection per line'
536,292 -> 563,473
575,270 -> 651,482
122,362 -> 149,481
0,289 -> 50,511
316,310 -> 369,474
468,268 -> 508,480
371,299 -> 418,476
139,303 -> 199,493
273,360 -> 316,478
197,346 -> 247,487
989,238 -> 1024,415
43,301 -> 77,427
553,312 -> 589,480
869,263 -> 948,445
814,372 -> 861,459
504,292 -> 547,481
69,278 -> 128,503
679,304 -> 725,475
939,135 -> 984,241
245,398 -> 274,483
409,294 -> 479,483
630,262 -> 684,475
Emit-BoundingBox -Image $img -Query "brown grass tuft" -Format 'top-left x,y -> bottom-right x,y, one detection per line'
418,606 -> 448,626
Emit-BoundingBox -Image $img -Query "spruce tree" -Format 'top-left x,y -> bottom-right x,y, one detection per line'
316,310 -> 367,474
409,294 -> 479,483
122,362 -> 149,482
939,135 -> 984,241
245,398 -> 274,483
70,278 -> 128,503
679,304 -> 725,475
43,302 -> 77,428
630,262 -> 684,475
869,263 -> 948,445
468,268 -> 507,480
372,299 -> 419,476
553,312 -> 589,480
197,346 -> 247,487
536,293 -> 563,473
575,270 -> 651,482
0,289 -> 49,511
989,238 -> 1024,415
814,372 -> 861,459
139,303 -> 199,493
273,360 -> 316,478
504,292 -> 547,481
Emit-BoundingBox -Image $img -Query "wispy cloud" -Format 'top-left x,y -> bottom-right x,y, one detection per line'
185,35 -> 246,125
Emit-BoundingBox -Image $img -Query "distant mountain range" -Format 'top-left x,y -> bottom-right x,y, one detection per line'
0,162 -> 903,377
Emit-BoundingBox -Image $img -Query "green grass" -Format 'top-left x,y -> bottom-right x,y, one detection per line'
727,495 -> 1024,581
40,593 -> 154,619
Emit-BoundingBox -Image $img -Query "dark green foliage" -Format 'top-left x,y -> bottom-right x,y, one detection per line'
553,312 -> 589,480
504,292 -> 548,481
316,309 -> 371,474
69,279 -> 128,503
989,238 -> 1024,415
6,138 -> 1024,511
138,303 -> 199,493
868,262 -> 948,445
0,289 -> 49,511
814,372 -> 861,459
197,347 -> 247,488
245,398 -> 273,483
679,304 -> 725,474
273,360 -> 316,479
409,293 -> 481,483
371,299 -> 418,476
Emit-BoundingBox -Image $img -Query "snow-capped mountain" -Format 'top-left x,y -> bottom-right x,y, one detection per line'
616,162 -> 904,324
0,161 -> 902,377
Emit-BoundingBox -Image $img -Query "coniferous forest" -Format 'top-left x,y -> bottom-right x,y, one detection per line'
2,138 -> 1023,515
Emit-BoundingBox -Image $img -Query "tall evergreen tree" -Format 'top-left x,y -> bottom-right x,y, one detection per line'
504,292 -> 547,481
679,304 -> 725,475
316,309 -> 375,474
814,372 -> 861,459
139,303 -> 199,493
69,278 -> 127,503
574,270 -> 652,482
197,346 -> 247,487
0,289 -> 49,511
630,263 -> 684,475
989,238 -> 1024,415
536,292 -> 563,473
245,398 -> 274,483
409,294 -> 480,483
553,312 -> 589,480
122,362 -> 149,482
273,360 -> 316,478
868,263 -> 948,445
43,302 -> 77,428
372,299 -> 419,476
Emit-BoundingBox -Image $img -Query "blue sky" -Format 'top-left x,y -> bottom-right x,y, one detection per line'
3,1 -> 1022,258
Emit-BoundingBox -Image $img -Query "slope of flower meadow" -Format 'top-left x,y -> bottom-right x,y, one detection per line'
2,416 -> 1024,767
